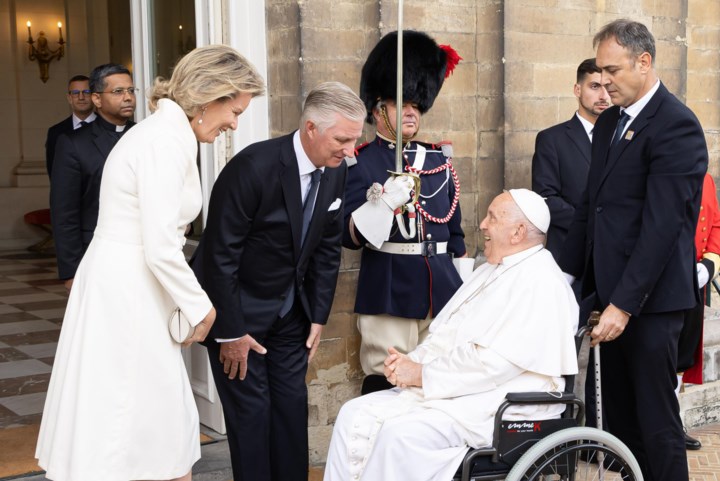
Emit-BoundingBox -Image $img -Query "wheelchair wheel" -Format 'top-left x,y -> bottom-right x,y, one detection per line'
505,427 -> 643,481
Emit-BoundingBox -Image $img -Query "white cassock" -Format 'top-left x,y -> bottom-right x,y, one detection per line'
324,245 -> 579,481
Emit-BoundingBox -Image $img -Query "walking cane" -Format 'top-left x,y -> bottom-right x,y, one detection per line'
588,310 -> 607,479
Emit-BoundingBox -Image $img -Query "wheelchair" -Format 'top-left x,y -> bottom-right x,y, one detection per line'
452,325 -> 644,480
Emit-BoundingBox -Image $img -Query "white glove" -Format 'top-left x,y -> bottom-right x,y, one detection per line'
351,176 -> 414,249
380,175 -> 414,211
697,262 -> 709,288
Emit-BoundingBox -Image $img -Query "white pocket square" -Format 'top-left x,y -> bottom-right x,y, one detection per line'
328,198 -> 342,211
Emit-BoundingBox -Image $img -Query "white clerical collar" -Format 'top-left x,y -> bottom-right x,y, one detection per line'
293,130 -> 325,176
499,244 -> 544,267
621,79 -> 661,121
72,112 -> 96,129
575,112 -> 595,142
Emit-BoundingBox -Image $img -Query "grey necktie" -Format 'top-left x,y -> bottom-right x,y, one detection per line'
611,111 -> 630,147
279,169 -> 322,317
301,169 -> 322,244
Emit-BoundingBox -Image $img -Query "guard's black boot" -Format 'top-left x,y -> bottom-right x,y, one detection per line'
361,374 -> 393,394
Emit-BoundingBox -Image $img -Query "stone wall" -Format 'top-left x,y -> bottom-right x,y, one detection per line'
264,0 -> 720,467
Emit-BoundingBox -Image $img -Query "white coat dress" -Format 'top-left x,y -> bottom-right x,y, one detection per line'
36,99 -> 213,481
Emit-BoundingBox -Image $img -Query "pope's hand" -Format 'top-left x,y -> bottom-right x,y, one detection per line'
383,346 -> 423,388
380,175 -> 414,211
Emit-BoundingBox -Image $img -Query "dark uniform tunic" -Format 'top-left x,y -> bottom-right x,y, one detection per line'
343,135 -> 466,320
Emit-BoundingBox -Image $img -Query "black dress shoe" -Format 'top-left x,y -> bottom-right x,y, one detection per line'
685,432 -> 702,450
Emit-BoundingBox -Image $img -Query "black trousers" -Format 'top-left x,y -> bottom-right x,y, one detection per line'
207,304 -> 310,481
600,310 -> 688,481
677,292 -> 704,372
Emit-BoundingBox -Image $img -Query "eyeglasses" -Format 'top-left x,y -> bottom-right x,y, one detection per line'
68,89 -> 92,96
98,87 -> 139,96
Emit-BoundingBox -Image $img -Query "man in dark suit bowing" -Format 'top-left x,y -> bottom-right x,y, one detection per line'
50,64 -> 136,292
532,58 -> 609,262
192,82 -> 367,481
45,74 -> 97,178
559,19 -> 708,481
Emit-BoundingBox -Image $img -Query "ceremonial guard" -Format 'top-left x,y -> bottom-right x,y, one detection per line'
677,173 -> 720,450
343,30 -> 468,394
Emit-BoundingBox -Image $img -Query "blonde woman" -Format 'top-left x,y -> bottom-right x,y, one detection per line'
36,45 -> 265,481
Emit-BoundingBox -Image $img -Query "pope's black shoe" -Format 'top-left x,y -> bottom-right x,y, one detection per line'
685,432 -> 702,450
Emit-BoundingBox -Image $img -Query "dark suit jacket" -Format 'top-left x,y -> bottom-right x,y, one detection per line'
50,115 -> 134,279
559,83 -> 708,316
45,116 -> 74,178
192,132 -> 346,339
531,114 -> 591,260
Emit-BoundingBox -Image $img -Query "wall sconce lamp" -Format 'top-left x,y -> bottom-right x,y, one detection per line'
178,25 -> 192,55
26,20 -> 65,83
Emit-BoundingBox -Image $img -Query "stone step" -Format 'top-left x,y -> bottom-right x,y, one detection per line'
681,379 -> 720,429
703,307 -> 720,382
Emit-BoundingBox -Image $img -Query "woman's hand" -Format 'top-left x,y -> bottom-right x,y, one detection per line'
183,307 -> 216,346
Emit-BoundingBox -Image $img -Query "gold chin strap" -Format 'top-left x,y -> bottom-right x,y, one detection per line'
379,104 -> 417,144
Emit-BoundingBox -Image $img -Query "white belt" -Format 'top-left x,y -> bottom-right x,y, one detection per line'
368,241 -> 448,256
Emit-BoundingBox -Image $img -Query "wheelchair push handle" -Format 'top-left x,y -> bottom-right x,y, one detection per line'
576,310 -> 601,339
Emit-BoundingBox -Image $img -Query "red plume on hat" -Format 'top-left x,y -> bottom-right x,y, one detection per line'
439,44 -> 462,78
360,30 -> 461,124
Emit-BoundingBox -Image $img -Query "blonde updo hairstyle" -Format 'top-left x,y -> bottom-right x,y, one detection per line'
148,44 -> 265,115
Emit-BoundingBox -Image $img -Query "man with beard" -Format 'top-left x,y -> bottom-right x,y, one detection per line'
532,58 -> 610,263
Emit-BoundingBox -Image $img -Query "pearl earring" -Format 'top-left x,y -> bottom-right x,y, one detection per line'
198,108 -> 206,125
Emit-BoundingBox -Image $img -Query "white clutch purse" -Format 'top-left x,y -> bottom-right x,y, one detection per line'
169,308 -> 195,343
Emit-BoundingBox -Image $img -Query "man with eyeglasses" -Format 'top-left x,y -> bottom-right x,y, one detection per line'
51,63 -> 136,292
45,75 -> 97,177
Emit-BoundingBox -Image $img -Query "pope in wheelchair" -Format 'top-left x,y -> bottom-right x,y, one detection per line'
324,189 -> 579,481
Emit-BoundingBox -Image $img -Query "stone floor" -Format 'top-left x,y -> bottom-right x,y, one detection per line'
0,251 -> 65,429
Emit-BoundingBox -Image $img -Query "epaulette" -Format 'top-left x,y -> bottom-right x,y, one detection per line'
354,141 -> 371,156
414,139 -> 453,158
348,141 -> 371,167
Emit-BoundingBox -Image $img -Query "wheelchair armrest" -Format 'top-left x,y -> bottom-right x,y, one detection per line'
491,393 -> 585,456
505,392 -> 577,403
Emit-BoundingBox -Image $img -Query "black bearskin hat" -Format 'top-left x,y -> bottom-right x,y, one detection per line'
360,30 -> 460,123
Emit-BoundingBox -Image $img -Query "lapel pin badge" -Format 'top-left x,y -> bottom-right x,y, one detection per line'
625,130 -> 634,141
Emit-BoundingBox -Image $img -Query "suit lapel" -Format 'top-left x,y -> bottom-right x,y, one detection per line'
279,136 -> 303,259
596,85 -> 666,192
62,116 -> 75,134
566,115 -> 591,165
91,122 -> 118,160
